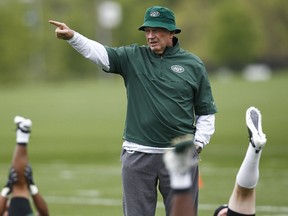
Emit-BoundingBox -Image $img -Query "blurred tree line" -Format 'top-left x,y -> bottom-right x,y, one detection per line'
0,0 -> 287,84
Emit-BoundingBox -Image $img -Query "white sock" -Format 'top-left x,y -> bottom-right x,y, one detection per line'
170,172 -> 192,190
16,130 -> 30,144
236,144 -> 262,188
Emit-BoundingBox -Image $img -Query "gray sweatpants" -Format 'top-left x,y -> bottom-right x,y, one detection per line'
121,149 -> 199,216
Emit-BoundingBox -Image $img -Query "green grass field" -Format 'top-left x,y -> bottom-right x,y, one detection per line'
1,71 -> 288,215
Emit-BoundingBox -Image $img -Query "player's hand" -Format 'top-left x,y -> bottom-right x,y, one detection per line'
6,167 -> 18,188
49,19 -> 74,40
25,165 -> 39,195
25,164 -> 35,185
1,167 -> 18,198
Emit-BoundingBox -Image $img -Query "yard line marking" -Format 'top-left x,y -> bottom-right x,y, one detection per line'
46,196 -> 288,213
46,196 -> 121,206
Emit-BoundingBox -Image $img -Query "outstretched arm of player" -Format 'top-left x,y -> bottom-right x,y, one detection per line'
0,167 -> 18,215
32,193 -> 49,216
25,165 -> 49,216
0,195 -> 8,216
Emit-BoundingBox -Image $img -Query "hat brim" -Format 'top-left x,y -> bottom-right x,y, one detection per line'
138,21 -> 181,34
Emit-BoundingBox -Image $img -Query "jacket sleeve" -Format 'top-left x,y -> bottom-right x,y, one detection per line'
194,114 -> 215,148
67,32 -> 110,71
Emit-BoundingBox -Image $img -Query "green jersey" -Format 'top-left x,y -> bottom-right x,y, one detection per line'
105,38 -> 216,148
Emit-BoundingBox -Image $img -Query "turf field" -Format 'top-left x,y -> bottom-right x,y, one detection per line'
0,71 -> 287,215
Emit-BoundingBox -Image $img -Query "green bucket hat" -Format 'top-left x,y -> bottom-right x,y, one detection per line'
138,6 -> 181,34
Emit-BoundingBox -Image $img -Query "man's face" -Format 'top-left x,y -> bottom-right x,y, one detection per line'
144,27 -> 175,55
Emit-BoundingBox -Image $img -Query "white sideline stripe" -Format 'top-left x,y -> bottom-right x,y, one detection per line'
46,196 -> 121,206
46,196 -> 288,213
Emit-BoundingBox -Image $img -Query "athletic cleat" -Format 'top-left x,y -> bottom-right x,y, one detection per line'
163,134 -> 199,174
246,107 -> 267,153
14,116 -> 32,133
171,134 -> 194,153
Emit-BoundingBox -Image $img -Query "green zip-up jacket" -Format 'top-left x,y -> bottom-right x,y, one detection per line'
105,37 -> 217,148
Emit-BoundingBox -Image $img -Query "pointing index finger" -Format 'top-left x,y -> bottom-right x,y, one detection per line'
49,20 -> 63,28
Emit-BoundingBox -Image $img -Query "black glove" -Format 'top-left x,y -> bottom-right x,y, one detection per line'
25,165 -> 35,185
25,164 -> 38,195
1,167 -> 18,197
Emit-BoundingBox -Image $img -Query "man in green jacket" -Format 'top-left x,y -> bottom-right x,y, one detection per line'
49,6 -> 217,216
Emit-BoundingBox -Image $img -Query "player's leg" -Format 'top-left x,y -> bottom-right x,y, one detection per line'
163,135 -> 199,216
159,160 -> 199,216
227,107 -> 267,215
10,116 -> 32,198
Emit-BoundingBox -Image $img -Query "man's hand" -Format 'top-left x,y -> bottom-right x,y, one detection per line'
194,139 -> 205,154
194,144 -> 203,154
49,20 -> 74,40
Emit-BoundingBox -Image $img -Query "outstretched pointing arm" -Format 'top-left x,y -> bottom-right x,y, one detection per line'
49,19 -> 110,70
